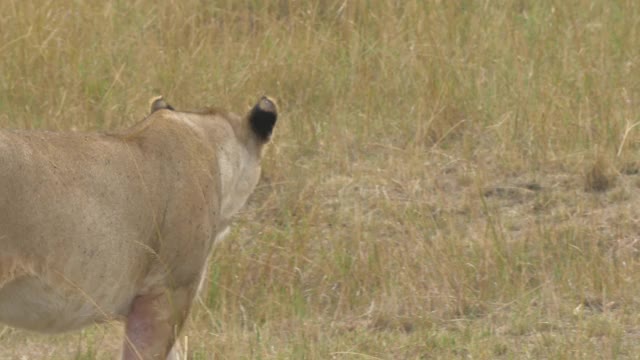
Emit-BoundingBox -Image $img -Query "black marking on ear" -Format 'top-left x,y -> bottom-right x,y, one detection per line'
149,96 -> 175,114
249,96 -> 278,141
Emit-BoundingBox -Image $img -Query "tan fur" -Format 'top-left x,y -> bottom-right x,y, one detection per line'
0,97 -> 277,359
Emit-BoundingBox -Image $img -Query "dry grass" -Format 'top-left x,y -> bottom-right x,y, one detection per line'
2,1 -> 640,359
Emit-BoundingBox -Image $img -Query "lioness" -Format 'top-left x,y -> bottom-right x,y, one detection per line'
0,96 -> 278,359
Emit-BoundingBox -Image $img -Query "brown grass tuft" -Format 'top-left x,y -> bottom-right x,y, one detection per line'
585,156 -> 615,192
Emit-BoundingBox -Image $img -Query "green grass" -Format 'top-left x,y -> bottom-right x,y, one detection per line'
3,0 -> 640,358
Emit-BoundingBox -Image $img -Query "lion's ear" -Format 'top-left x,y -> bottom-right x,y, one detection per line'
248,96 -> 277,142
149,96 -> 175,114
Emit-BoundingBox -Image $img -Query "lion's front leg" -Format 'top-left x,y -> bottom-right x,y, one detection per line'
166,341 -> 183,360
122,286 -> 195,360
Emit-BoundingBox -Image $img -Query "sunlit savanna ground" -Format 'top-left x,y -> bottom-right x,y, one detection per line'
2,1 -> 640,359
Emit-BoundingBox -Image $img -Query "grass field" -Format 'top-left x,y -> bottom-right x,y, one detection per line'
2,1 -> 640,358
